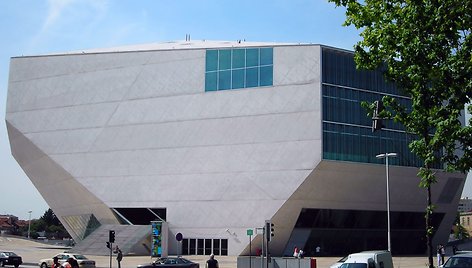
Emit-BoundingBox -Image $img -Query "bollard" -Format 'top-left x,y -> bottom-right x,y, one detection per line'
310,258 -> 317,268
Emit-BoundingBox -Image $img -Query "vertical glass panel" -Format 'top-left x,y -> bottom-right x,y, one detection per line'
213,239 -> 220,255
221,239 -> 228,256
182,239 -> 189,255
204,239 -> 212,255
219,49 -> 231,70
260,47 -> 273,65
246,48 -> 259,67
232,69 -> 245,89
260,66 -> 273,86
232,49 -> 245,68
189,239 -> 196,255
218,70 -> 231,90
206,50 -> 218,71
205,72 -> 217,91
197,239 -> 204,255
246,67 -> 259,88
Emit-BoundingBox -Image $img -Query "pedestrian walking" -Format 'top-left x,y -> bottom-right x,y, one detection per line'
116,246 -> 123,268
206,254 -> 218,268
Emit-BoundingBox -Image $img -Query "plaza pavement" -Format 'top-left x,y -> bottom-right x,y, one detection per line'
0,236 -> 432,268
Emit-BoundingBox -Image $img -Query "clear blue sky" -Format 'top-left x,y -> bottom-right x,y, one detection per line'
0,0 -> 469,220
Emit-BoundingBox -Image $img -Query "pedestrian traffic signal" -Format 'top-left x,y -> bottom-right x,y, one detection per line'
109,230 -> 115,243
106,242 -> 111,249
372,100 -> 385,132
265,220 -> 274,241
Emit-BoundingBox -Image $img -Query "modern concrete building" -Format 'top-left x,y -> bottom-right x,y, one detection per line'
6,41 -> 466,256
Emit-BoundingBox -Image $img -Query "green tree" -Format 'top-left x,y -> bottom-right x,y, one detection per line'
41,208 -> 61,226
329,0 -> 472,267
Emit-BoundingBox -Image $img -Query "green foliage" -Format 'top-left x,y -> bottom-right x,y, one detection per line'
19,209 -> 69,239
329,0 -> 471,266
454,223 -> 470,240
454,213 -> 471,240
330,0 -> 472,174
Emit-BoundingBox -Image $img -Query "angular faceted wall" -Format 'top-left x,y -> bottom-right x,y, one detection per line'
7,42 -> 323,255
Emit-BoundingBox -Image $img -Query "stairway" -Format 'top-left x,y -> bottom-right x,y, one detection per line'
71,225 -> 151,256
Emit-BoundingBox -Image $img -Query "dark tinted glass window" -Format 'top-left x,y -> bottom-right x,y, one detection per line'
294,208 -> 444,256
320,47 -> 436,168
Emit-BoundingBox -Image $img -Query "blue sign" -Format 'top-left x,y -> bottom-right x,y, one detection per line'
151,222 -> 162,257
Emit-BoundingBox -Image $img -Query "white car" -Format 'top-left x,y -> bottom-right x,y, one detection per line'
330,256 -> 348,268
39,253 -> 95,268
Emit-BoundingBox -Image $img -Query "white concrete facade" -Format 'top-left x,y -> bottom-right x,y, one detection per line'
6,41 -> 465,256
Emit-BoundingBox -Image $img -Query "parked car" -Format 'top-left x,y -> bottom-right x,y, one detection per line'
137,257 -> 199,268
339,251 -> 393,268
39,253 -> 95,268
330,256 -> 348,268
0,251 -> 23,268
442,253 -> 472,268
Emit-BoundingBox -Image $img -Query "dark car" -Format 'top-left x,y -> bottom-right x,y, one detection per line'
442,253 -> 472,268
0,251 -> 23,268
137,257 -> 199,268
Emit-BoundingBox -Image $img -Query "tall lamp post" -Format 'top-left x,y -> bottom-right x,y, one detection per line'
376,153 -> 397,252
27,210 -> 32,239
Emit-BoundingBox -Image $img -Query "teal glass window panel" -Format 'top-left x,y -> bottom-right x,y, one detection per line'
205,72 -> 217,91
232,69 -> 245,89
260,47 -> 273,65
206,50 -> 218,72
246,67 -> 259,88
260,66 -> 273,86
232,49 -> 245,69
218,70 -> 231,90
246,48 -> 259,67
219,50 -> 231,70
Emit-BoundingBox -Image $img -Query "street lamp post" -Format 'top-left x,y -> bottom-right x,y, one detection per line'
27,210 -> 32,239
376,153 -> 397,252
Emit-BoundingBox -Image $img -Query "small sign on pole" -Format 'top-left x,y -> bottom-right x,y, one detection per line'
247,229 -> 253,268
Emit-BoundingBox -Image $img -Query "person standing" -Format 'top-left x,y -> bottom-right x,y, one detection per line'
51,257 -> 60,268
437,244 -> 443,267
293,246 -> 299,258
116,246 -> 123,268
61,257 -> 73,268
206,254 -> 218,268
440,244 -> 446,265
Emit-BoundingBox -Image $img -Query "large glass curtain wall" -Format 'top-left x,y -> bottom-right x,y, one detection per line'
294,208 -> 443,256
321,47 -> 438,168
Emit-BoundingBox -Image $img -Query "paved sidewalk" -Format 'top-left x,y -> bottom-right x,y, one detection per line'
0,236 -> 432,268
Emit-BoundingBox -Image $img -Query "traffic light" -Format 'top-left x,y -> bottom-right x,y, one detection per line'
265,220 -> 274,241
372,100 -> 385,132
106,242 -> 111,249
109,230 -> 115,243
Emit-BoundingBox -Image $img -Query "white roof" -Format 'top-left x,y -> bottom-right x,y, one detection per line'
47,40 -> 304,56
